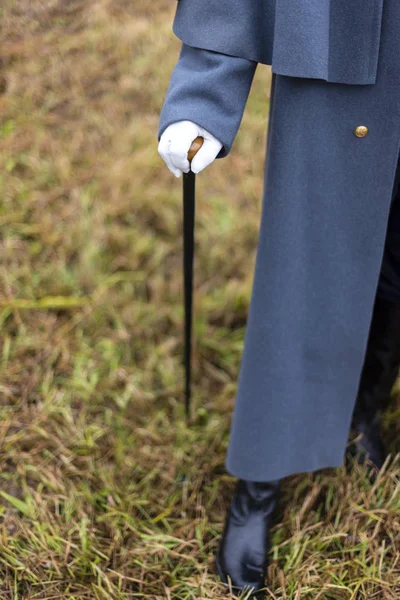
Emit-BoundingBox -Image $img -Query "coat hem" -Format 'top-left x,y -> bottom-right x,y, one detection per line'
225,449 -> 347,483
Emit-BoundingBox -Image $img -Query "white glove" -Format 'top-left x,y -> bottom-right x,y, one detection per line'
158,120 -> 223,178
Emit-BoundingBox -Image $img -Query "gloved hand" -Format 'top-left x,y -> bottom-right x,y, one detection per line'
158,120 -> 223,178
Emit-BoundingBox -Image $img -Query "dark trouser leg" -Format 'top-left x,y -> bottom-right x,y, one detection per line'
349,153 -> 400,469
376,151 -> 400,303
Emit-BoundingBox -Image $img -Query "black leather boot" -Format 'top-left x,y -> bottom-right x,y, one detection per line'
348,295 -> 400,469
215,478 -> 280,598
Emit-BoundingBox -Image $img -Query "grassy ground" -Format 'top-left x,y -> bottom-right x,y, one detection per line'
0,1 -> 399,598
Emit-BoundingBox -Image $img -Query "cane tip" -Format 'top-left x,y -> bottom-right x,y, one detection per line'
188,136 -> 204,163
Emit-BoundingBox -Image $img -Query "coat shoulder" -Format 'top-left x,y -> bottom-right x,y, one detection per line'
172,0 -> 383,85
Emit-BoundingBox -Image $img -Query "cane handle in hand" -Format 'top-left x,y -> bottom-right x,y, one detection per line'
188,136 -> 204,163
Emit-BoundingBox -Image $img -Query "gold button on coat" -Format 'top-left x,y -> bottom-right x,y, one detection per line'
354,125 -> 369,137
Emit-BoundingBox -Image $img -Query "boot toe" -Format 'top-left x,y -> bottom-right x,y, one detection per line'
215,545 -> 265,590
215,554 -> 265,598
215,479 -> 279,597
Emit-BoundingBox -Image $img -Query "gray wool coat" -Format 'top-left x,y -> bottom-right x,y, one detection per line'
174,0 -> 384,85
159,0 -> 400,481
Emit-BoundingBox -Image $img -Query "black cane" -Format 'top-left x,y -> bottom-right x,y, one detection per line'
182,136 -> 204,421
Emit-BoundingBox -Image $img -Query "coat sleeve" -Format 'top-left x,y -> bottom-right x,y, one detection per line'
158,43 -> 257,158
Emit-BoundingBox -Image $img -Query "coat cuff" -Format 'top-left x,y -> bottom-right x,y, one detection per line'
158,43 -> 257,159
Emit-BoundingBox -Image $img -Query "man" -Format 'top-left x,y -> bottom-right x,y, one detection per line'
157,0 -> 400,596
